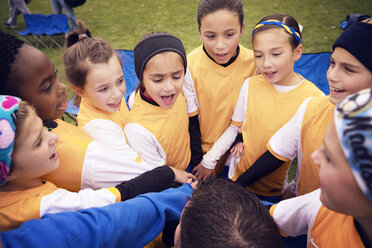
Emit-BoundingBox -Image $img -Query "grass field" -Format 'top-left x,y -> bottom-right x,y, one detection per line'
1,0 -> 371,98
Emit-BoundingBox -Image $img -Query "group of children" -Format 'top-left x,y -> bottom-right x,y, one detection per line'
0,0 -> 371,247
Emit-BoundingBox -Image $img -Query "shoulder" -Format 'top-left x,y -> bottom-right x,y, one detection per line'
187,45 -> 203,60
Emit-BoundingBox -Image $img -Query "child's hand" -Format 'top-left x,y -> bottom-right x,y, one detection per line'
170,167 -> 197,184
231,142 -> 243,158
186,178 -> 198,189
192,163 -> 215,180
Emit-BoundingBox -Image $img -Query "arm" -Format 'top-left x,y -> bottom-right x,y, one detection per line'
267,98 -> 311,160
40,187 -> 120,217
235,150 -> 286,187
188,115 -> 203,170
270,189 -> 322,237
116,166 -> 175,201
1,184 -> 195,248
124,123 -> 166,166
183,68 -> 199,116
197,79 -> 249,171
82,119 -> 129,151
200,124 -> 240,169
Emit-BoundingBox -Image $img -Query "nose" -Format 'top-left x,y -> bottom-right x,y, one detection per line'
215,37 -> 225,50
48,131 -> 59,146
57,79 -> 66,96
311,148 -> 321,167
263,56 -> 272,68
326,66 -> 338,83
112,85 -> 124,100
164,78 -> 175,92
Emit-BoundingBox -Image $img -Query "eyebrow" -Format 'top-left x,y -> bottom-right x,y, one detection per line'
253,47 -> 283,53
330,56 -> 360,69
203,28 -> 237,34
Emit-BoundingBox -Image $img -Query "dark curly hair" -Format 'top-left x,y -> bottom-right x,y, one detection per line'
0,31 -> 25,94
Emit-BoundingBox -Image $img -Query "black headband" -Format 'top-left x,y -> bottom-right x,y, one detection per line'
332,22 -> 372,73
134,34 -> 187,81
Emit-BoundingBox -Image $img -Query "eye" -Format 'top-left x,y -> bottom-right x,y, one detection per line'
254,54 -> 262,58
98,87 -> 108,92
226,33 -> 234,38
43,82 -> 53,92
328,59 -> 336,68
206,34 -> 215,39
173,76 -> 181,80
344,66 -> 355,73
36,137 -> 43,147
273,53 -> 282,56
118,78 -> 125,85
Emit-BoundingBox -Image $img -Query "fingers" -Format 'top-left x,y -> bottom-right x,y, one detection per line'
186,172 -> 197,181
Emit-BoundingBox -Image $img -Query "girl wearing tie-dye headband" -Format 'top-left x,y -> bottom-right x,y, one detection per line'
270,88 -> 372,248
0,95 -> 191,231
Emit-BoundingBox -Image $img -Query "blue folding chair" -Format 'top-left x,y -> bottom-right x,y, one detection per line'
17,14 -> 69,49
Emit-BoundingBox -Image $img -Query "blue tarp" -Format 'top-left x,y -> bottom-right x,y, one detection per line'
66,50 -> 331,115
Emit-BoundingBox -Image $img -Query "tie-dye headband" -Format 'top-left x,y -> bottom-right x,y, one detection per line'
253,19 -> 302,44
0,95 -> 20,185
334,88 -> 372,203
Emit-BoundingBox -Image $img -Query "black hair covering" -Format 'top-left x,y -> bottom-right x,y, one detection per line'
332,22 -> 372,73
134,33 -> 187,81
0,31 -> 25,90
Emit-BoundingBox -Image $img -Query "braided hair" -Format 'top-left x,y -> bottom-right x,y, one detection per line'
0,31 -> 25,94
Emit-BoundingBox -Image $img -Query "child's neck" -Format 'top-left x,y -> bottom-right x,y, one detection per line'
0,178 -> 44,191
140,87 -> 159,107
274,72 -> 301,87
355,216 -> 372,247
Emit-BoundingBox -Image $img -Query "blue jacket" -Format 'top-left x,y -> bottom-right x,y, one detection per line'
0,183 -> 193,248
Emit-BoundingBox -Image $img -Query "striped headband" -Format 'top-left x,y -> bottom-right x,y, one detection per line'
253,19 -> 301,44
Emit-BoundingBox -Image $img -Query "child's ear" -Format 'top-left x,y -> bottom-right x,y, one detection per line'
71,85 -> 85,97
241,21 -> 245,33
293,44 -> 303,62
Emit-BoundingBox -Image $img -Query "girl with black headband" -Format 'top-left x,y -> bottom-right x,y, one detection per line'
200,14 -> 323,202
63,23 -> 195,188
125,32 -> 193,174
245,19 -> 372,200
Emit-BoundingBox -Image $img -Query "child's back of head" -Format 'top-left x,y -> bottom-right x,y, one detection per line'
178,178 -> 283,248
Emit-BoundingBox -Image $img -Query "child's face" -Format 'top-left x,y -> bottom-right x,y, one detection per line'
199,9 -> 243,64
142,51 -> 184,109
327,47 -> 372,105
17,46 -> 68,121
80,55 -> 125,113
311,121 -> 372,217
253,28 -> 302,86
11,108 -> 59,181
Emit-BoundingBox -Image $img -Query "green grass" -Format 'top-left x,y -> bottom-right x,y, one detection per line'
1,0 -> 371,99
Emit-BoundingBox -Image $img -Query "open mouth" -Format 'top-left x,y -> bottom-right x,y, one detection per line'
50,151 -> 58,160
330,86 -> 345,93
161,94 -> 175,105
214,53 -> 228,61
108,101 -> 121,109
264,71 -> 276,78
56,95 -> 68,111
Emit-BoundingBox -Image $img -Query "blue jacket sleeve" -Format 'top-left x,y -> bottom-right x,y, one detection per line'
0,183 -> 193,248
